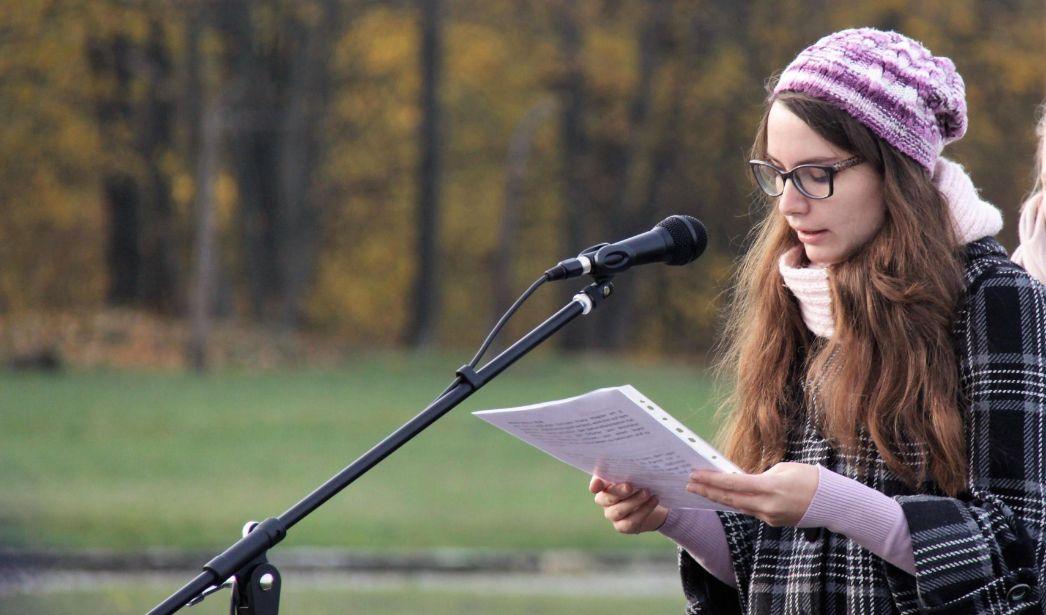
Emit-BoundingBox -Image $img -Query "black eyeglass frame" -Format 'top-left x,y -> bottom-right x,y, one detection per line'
748,156 -> 863,200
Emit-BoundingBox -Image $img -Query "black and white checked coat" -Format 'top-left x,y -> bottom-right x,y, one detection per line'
680,239 -> 1046,614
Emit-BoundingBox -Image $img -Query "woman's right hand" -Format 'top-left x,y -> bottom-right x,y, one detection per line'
589,476 -> 670,534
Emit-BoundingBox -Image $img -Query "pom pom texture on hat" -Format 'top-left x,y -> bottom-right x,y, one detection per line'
773,28 -> 966,171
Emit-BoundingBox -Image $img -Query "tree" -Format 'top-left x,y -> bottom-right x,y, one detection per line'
2,0 -> 1041,364
598,0 -> 674,350
88,16 -> 180,312
404,0 -> 444,348
214,0 -> 342,327
494,96 -> 558,322
553,0 -> 593,351
185,9 -> 221,373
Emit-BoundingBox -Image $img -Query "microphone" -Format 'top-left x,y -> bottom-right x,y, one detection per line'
544,215 -> 707,281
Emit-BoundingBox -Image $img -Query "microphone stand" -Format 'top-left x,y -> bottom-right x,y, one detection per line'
147,277 -> 615,615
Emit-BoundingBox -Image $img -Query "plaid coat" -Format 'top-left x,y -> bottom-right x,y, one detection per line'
680,239 -> 1046,614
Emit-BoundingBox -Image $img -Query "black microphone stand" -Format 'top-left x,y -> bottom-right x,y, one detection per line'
147,277 -> 615,615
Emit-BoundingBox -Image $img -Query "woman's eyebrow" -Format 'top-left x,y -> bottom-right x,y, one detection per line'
767,153 -> 838,167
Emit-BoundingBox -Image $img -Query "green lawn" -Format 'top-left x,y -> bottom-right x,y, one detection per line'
0,583 -> 686,615
0,352 -> 721,552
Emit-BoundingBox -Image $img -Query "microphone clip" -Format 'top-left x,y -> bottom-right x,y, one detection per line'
543,243 -> 610,282
573,278 -> 614,315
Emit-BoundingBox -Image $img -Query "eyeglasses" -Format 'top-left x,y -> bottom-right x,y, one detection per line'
749,156 -> 863,200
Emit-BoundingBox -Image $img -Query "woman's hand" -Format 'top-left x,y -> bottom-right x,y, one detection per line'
589,476 -> 669,534
687,462 -> 819,527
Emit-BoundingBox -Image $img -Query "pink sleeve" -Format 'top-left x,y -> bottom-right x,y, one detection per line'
657,508 -> 737,588
798,464 -> 916,575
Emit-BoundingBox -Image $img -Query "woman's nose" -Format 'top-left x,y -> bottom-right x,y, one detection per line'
777,180 -> 809,216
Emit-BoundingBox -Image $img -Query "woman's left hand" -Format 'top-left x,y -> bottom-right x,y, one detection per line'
687,462 -> 819,527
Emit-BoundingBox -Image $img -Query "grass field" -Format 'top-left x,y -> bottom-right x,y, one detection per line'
0,352 -> 721,553
0,582 -> 686,615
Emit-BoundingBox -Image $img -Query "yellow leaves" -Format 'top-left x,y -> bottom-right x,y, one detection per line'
215,172 -> 239,233
586,28 -> 636,98
693,44 -> 751,103
306,204 -> 412,343
972,38 -> 1045,94
172,172 -> 194,216
365,32 -> 415,77
446,22 -> 510,84
0,2 -> 111,313
291,0 -> 325,28
350,7 -> 417,77
332,6 -> 420,158
170,170 -> 239,235
54,121 -> 103,181
1,0 -> 1041,354
0,172 -> 106,313
394,106 -> 422,134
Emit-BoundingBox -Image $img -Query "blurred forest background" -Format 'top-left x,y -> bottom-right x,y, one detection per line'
2,0 -> 1043,371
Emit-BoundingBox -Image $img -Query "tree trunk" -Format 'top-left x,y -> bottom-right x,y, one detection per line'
215,0 -> 281,321
184,9 -> 222,373
494,97 -> 558,324
103,175 -> 142,304
137,19 -> 180,313
555,0 -> 592,352
88,33 -> 142,306
91,21 -> 180,313
601,1 -> 670,351
274,1 -> 342,327
216,0 -> 340,327
405,0 -> 443,348
188,94 -> 222,373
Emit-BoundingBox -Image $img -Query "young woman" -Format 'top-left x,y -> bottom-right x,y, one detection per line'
1013,106 -> 1046,283
590,29 -> 1046,614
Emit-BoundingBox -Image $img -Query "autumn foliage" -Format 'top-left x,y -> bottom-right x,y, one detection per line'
1,0 -> 1042,367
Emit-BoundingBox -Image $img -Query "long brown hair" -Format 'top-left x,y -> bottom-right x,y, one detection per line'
718,92 -> 968,496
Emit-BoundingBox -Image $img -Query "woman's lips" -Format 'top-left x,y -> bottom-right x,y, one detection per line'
795,228 -> 828,244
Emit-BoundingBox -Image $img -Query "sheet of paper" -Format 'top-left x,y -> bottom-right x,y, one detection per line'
473,385 -> 740,511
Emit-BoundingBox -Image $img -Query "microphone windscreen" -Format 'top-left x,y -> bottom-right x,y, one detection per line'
657,215 -> 707,265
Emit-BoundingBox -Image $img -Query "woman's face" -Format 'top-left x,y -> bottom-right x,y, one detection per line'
766,101 -> 886,266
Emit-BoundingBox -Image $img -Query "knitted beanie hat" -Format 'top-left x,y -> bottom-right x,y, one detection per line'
773,28 -> 967,172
